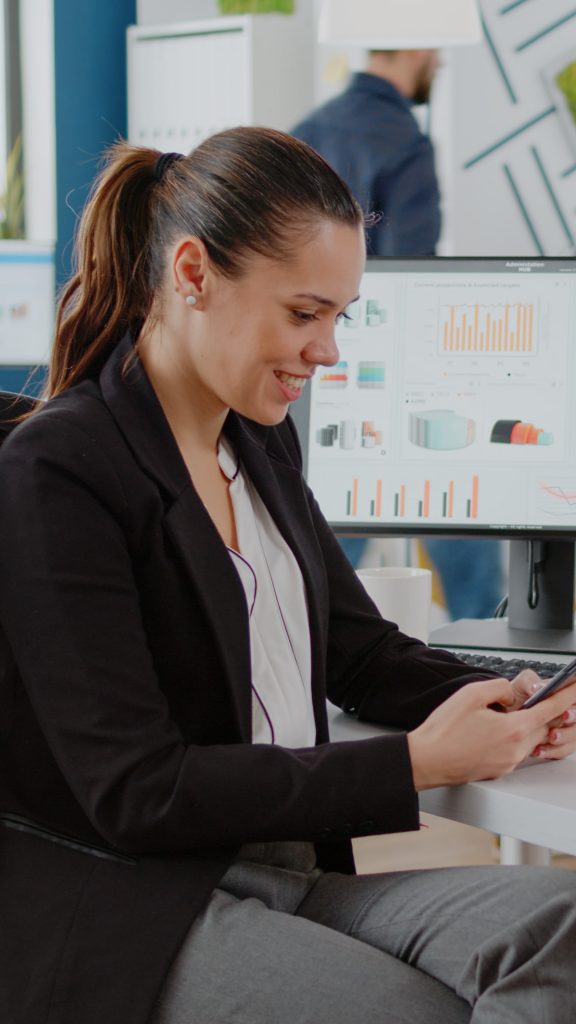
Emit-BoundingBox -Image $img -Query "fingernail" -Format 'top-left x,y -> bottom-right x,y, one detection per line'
563,709 -> 576,723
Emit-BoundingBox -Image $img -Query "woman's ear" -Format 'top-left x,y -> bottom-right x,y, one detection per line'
172,237 -> 210,309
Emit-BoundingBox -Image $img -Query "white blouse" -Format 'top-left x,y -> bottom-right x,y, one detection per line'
217,438 -> 315,748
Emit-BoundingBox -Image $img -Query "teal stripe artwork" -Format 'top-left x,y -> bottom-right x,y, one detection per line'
531,146 -> 575,248
464,107 -> 556,169
500,0 -> 532,13
503,164 -> 544,253
481,10 -> 517,103
455,0 -> 576,254
516,11 -> 576,52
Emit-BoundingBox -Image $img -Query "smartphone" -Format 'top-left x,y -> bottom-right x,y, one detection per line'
522,655 -> 576,709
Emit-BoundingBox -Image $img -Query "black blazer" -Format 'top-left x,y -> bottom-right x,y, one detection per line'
0,336 -> 486,1024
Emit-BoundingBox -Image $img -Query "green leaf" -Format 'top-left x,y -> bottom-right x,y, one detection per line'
556,62 -> 576,124
0,134 -> 25,239
218,0 -> 295,13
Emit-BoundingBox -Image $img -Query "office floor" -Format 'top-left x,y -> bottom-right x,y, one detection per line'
353,816 -> 576,874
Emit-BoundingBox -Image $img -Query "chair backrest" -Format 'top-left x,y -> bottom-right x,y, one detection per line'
0,391 -> 36,445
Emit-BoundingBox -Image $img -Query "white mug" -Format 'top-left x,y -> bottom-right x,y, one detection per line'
356,566 -> 432,642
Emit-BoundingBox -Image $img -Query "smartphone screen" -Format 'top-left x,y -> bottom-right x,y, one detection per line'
522,655 -> 576,709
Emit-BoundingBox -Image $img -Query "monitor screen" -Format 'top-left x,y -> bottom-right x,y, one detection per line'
0,240 -> 55,367
291,257 -> 576,651
293,257 -> 576,540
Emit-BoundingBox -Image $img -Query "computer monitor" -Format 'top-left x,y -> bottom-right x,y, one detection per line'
291,257 -> 576,653
0,240 -> 54,397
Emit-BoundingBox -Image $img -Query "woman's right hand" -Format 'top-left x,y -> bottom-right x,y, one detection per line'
407,677 -> 576,791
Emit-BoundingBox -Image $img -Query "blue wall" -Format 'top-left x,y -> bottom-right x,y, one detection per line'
53,0 -> 137,286
0,1 -> 137,396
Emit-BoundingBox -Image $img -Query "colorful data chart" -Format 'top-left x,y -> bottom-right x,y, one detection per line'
440,302 -> 536,355
361,421 -> 383,449
409,409 -> 476,450
392,476 -> 480,520
317,420 -> 383,451
357,361 -> 385,388
316,423 -> 340,447
316,420 -> 356,449
342,476 -> 480,520
539,483 -> 576,519
318,361 -> 348,388
490,420 -> 553,445
365,299 -> 387,327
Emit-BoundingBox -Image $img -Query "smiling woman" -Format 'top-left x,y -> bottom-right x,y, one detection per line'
3,125 -> 576,1024
48,129 -> 364,551
137,217 -> 363,440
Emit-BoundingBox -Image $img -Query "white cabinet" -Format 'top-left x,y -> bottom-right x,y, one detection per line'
127,15 -> 314,153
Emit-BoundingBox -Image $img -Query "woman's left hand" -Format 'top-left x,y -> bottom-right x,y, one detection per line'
510,669 -> 576,760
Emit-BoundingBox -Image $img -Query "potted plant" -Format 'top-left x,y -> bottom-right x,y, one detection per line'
0,135 -> 25,239
218,1 -> 294,13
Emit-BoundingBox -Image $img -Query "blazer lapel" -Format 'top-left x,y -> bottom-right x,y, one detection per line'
99,335 -> 189,501
99,337 -> 253,739
164,488 -> 253,739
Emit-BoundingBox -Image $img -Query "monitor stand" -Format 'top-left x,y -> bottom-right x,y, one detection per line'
429,539 -> 576,655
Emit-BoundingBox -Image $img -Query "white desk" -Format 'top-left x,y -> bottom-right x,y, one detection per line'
327,704 -> 576,863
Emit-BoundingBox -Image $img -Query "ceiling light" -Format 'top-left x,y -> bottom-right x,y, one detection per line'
318,0 -> 482,50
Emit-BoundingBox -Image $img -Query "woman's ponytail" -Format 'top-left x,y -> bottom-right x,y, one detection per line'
48,142 -> 161,397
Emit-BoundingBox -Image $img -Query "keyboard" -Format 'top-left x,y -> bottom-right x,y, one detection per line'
456,652 -> 566,680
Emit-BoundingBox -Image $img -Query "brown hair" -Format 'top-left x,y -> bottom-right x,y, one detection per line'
47,126 -> 363,398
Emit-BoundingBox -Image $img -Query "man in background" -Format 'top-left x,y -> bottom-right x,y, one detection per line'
292,49 -> 504,621
293,48 -> 440,256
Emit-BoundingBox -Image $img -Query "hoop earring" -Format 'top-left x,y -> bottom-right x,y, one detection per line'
185,295 -> 198,306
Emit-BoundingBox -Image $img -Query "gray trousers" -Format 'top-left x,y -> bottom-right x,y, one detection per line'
152,842 -> 576,1024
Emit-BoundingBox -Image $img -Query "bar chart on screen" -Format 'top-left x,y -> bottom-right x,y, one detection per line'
390,476 -> 480,521
403,275 -> 570,373
329,470 -> 482,523
440,301 -> 537,355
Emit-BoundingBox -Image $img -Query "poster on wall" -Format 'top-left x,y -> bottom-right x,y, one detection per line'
0,241 -> 55,365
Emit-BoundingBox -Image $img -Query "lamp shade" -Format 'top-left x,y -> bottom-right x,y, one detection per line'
318,0 -> 482,49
